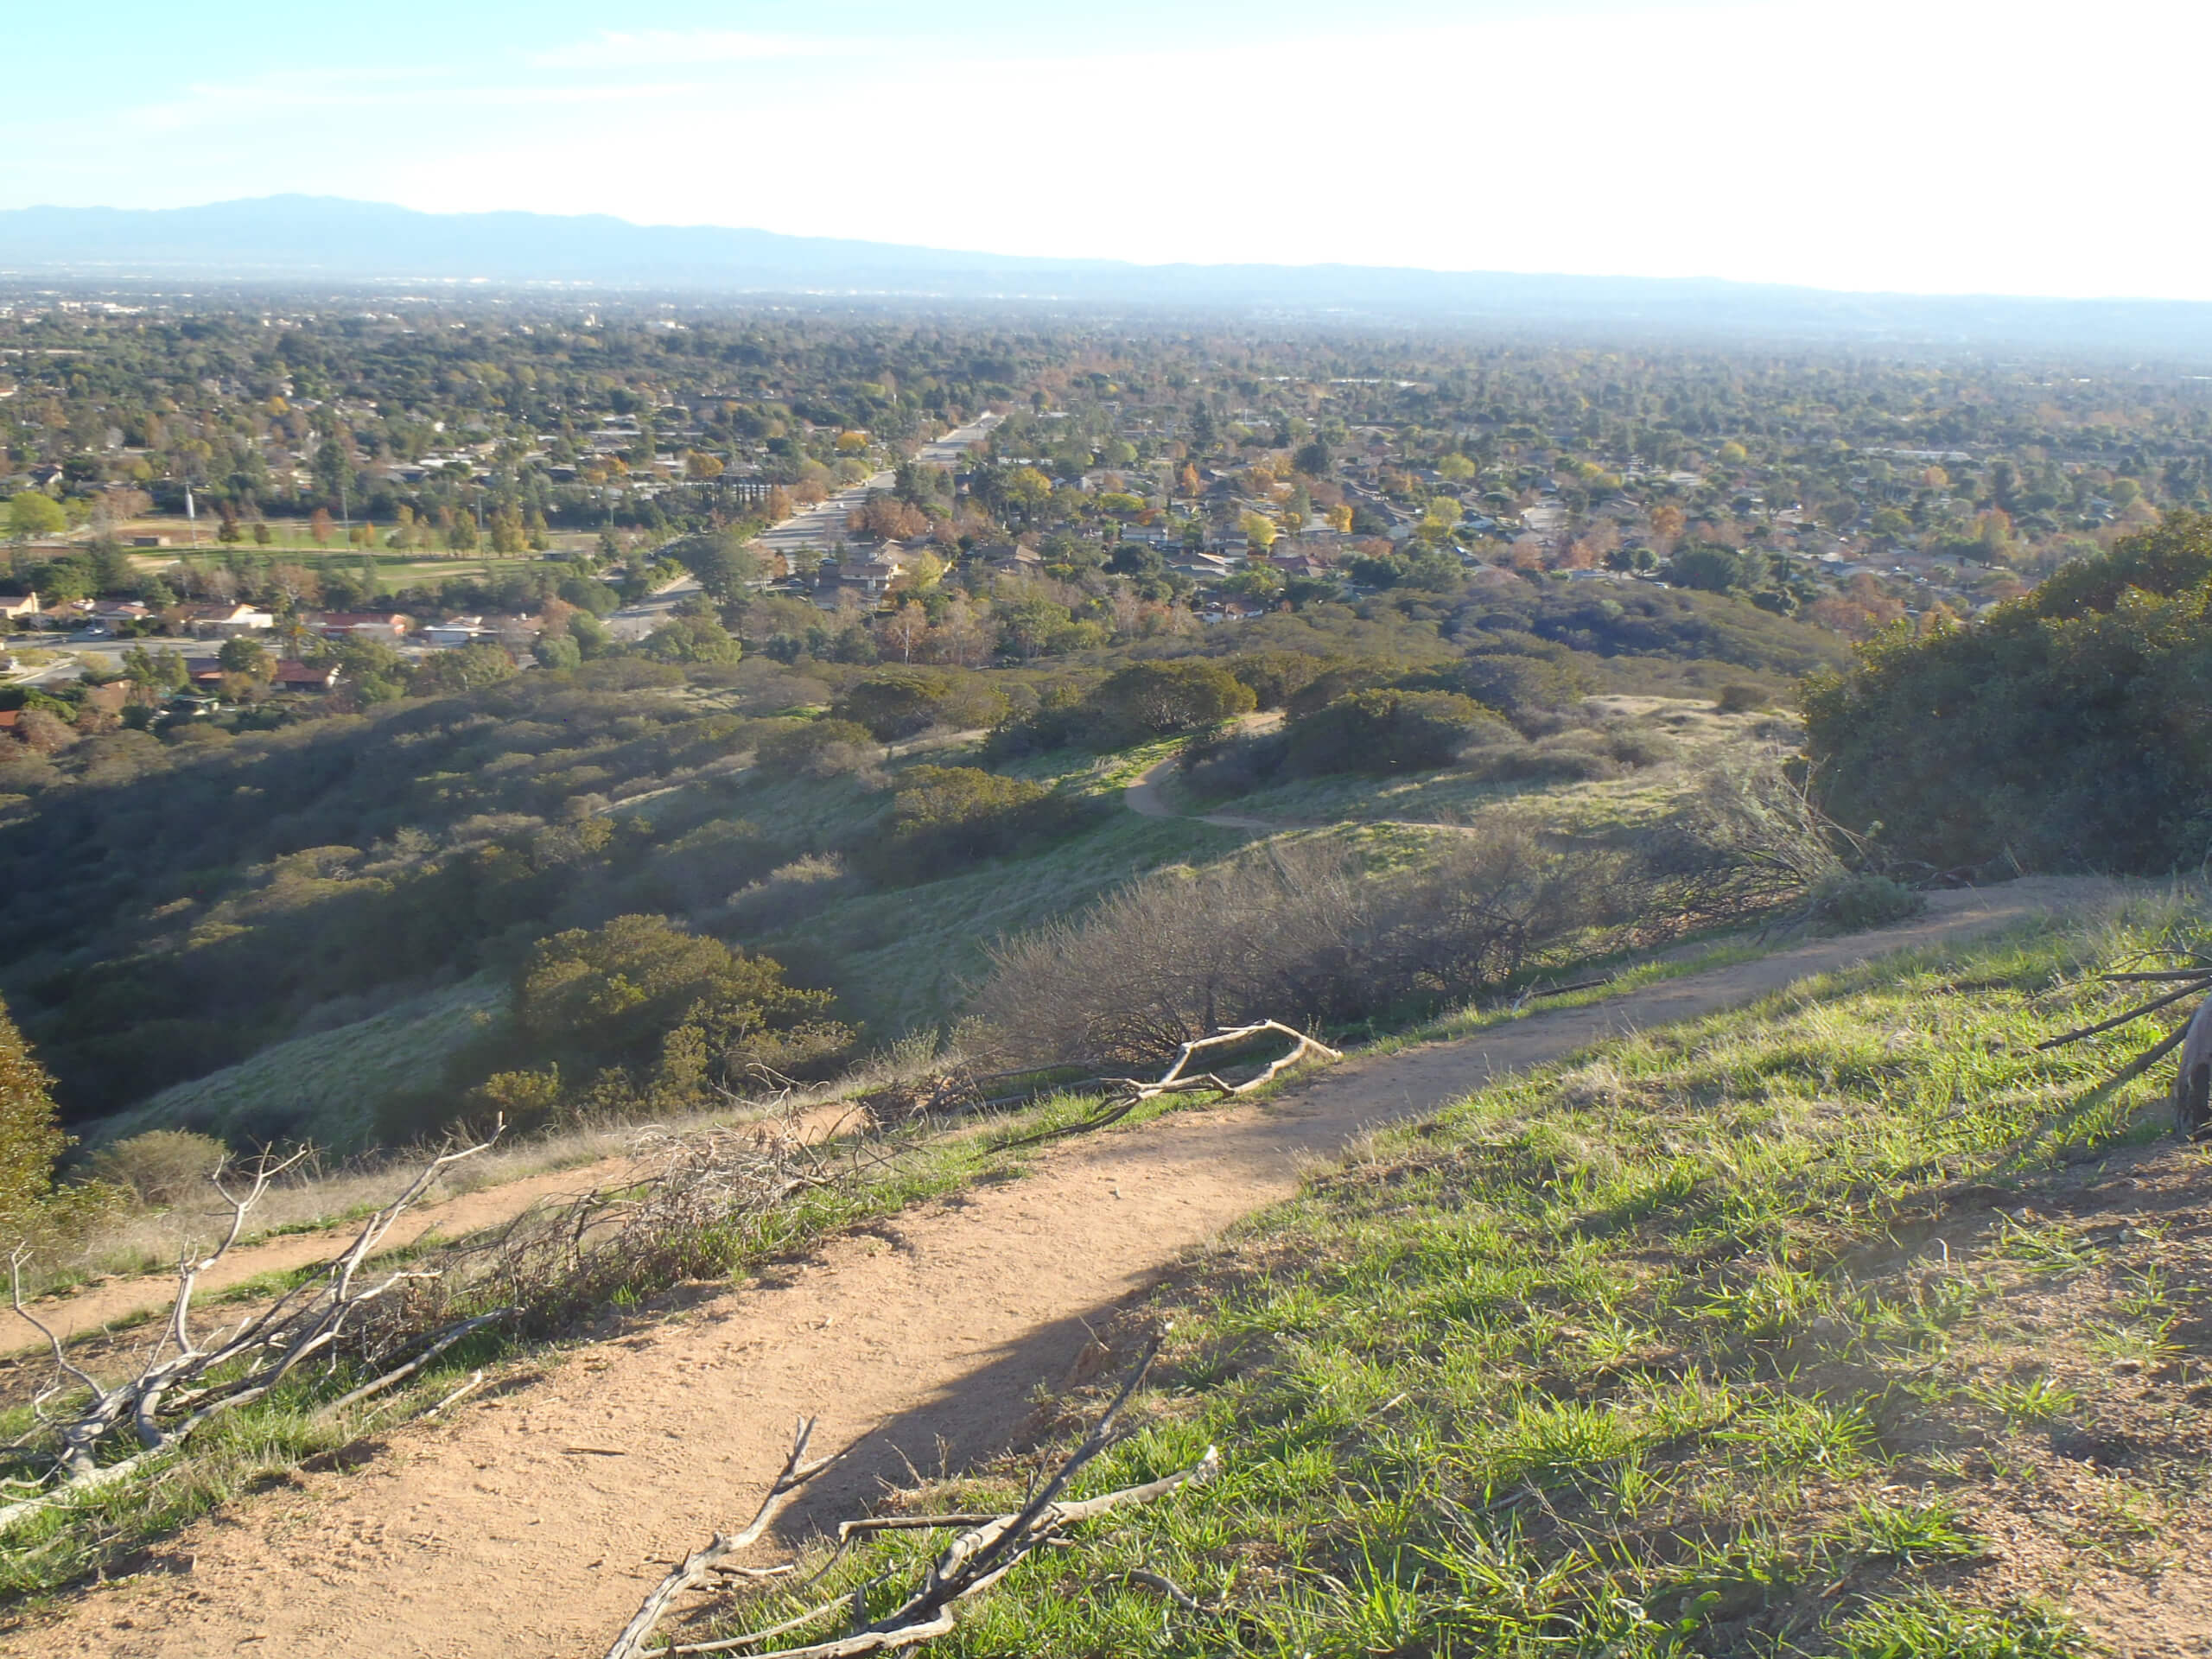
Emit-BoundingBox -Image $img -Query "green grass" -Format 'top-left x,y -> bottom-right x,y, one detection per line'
1173,702 -> 1783,832
688,899 -> 2210,1656
153,548 -> 552,594
799,809 -> 1233,1033
93,976 -> 505,1153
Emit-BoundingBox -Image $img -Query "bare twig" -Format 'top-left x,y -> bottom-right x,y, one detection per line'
997,1020 -> 1338,1150
1122,1567 -> 1209,1612
607,1341 -> 1219,1659
2035,978 -> 2212,1050
318,1310 -> 509,1418
603,1417 -> 843,1659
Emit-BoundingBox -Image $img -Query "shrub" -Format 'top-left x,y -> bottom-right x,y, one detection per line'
1458,729 -> 1616,784
419,914 -> 855,1138
1283,664 -> 1393,718
832,671 -> 1007,741
1283,689 -> 1505,776
727,854 -> 852,931
1179,727 -> 1290,799
0,995 -> 65,1233
1714,682 -> 1769,714
1087,659 -> 1256,741
1806,871 -> 1924,931
753,718 -> 883,780
85,1129 -> 231,1207
861,766 -> 1094,881
1452,646 -> 1590,715
1802,513 -> 2212,872
1224,650 -> 1343,709
831,670 -> 950,740
979,830 -> 1623,1065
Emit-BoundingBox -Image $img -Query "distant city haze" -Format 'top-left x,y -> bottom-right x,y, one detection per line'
3,0 -> 2204,302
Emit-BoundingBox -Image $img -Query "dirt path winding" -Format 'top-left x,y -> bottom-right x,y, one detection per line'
17,880 -> 2106,1659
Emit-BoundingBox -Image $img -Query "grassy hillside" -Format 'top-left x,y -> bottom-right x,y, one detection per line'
86,698 -> 1794,1148
721,897 -> 2211,1656
92,977 -> 502,1153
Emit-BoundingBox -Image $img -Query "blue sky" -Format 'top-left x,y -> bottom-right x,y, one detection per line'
10,0 -> 2204,300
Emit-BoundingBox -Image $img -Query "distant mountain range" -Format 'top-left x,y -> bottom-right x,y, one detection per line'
3,195 -> 2208,356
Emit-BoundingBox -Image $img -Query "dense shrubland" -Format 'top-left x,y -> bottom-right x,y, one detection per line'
1804,514 -> 2212,874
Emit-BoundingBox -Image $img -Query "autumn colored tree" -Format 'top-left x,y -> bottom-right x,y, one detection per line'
309,508 -> 334,545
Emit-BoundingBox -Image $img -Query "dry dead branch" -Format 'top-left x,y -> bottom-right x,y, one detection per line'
603,1338 -> 1217,1659
448,1119 -> 840,1339
998,1020 -> 1339,1149
603,1417 -> 844,1659
2034,959 -> 2212,1137
1,1132 -> 502,1534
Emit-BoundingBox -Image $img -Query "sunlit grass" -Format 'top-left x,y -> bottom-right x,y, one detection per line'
690,896 -> 2206,1656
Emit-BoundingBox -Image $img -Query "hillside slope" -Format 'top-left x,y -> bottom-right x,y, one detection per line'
3,880 -> 2135,1657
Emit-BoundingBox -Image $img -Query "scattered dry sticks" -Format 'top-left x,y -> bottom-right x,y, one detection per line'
1,1132 -> 505,1534
602,1338 -> 1219,1659
1000,1020 -> 1340,1149
2035,957 -> 2212,1135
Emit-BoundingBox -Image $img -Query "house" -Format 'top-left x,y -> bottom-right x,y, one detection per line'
421,615 -> 490,647
185,658 -> 225,688
80,680 -> 131,715
90,601 -> 150,627
1167,550 -> 1237,582
174,601 -> 276,638
310,611 -> 411,642
271,659 -> 340,691
0,593 -> 38,621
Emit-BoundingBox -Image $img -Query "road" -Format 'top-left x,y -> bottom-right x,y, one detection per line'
753,410 -> 1001,569
596,411 -> 1002,642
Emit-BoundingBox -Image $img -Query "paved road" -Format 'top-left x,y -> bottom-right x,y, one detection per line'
602,574 -> 703,644
753,411 -> 1001,568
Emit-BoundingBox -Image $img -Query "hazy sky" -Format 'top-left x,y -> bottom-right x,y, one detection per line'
11,0 -> 2202,299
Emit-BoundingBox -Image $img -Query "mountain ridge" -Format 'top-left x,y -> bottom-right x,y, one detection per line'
3,194 -> 2209,353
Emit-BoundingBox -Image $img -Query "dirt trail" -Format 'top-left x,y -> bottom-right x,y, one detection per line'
13,1104 -> 863,1356
17,880 -> 2106,1659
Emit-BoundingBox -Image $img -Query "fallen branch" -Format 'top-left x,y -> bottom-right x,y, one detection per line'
2031,961 -> 2212,1138
604,1417 -> 844,1659
2,1131 -> 499,1535
998,1020 -> 1338,1150
606,1338 -> 1219,1658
